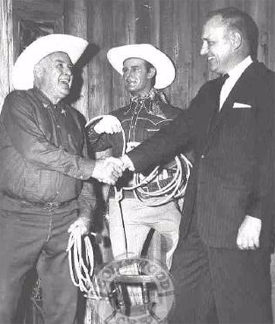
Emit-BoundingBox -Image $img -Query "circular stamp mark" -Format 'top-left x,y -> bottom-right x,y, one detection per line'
88,256 -> 175,323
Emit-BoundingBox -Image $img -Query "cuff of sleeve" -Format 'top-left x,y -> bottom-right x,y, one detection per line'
121,154 -> 135,171
86,116 -> 103,135
78,158 -> 96,180
78,211 -> 92,221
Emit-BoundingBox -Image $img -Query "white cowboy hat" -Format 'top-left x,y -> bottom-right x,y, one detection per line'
12,34 -> 88,90
107,44 -> 175,89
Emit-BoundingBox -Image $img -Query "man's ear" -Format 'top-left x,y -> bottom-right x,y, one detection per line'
230,31 -> 242,51
33,63 -> 44,78
148,67 -> 156,79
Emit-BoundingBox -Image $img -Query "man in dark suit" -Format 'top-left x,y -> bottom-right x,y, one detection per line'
119,7 -> 275,324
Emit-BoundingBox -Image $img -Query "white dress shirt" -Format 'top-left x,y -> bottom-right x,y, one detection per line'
219,56 -> 253,110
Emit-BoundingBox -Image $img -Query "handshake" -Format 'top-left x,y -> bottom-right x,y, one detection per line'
91,155 -> 134,185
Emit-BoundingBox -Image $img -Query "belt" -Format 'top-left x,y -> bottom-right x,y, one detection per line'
109,179 -> 176,200
109,189 -> 135,199
3,193 -> 75,210
20,199 -> 73,210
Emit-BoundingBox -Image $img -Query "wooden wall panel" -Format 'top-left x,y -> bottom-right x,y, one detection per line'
161,0 -> 199,107
13,0 -> 63,18
0,0 -> 13,111
148,0 -> 160,47
159,0 -> 179,104
135,0 -> 152,43
64,0 -> 89,118
267,0 -> 275,69
87,0 -> 114,119
111,0 -> 135,109
87,0 -> 139,119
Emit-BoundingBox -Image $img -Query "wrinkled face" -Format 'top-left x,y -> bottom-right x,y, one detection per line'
122,58 -> 155,97
35,52 -> 73,103
200,15 -> 235,75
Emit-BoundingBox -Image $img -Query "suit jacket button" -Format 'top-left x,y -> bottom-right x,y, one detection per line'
201,154 -> 205,159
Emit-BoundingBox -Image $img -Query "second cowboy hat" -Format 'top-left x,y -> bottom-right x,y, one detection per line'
107,44 -> 176,89
12,34 -> 88,90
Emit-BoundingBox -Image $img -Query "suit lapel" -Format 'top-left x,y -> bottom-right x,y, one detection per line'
207,87 -> 235,133
205,78 -> 224,135
204,62 -> 259,152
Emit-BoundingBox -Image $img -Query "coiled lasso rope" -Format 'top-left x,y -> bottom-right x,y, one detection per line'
67,228 -> 97,294
123,153 -> 192,206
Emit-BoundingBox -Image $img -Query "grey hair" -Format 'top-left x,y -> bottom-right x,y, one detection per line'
206,7 -> 259,60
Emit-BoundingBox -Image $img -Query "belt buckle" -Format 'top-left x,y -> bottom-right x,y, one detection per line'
43,201 -> 60,211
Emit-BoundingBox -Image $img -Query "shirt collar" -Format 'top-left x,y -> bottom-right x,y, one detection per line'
219,56 -> 253,109
125,88 -> 168,117
32,87 -> 66,111
227,56 -> 253,81
126,88 -> 156,115
131,88 -> 156,103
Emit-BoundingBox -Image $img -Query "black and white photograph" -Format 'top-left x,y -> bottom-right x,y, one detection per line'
0,0 -> 274,323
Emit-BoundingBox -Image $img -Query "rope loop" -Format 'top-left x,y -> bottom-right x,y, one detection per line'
67,230 -> 95,293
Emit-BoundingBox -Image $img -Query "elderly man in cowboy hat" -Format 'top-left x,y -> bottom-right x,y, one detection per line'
0,34 -> 124,324
87,44 -> 189,271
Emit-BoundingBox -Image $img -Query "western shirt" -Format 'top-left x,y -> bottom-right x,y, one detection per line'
0,87 -> 95,217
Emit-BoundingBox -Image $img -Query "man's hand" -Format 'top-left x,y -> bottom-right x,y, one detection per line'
92,157 -> 125,185
236,215 -> 262,250
94,115 -> 122,134
120,154 -> 135,171
68,217 -> 90,236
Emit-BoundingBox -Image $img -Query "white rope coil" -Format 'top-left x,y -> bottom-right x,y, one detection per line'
130,154 -> 192,206
67,230 -> 95,293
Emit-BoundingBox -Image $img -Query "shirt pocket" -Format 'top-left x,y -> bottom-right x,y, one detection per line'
145,117 -> 172,135
21,165 -> 61,202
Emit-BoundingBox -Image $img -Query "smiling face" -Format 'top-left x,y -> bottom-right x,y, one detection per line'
34,52 -> 73,104
122,58 -> 155,97
200,15 -> 237,75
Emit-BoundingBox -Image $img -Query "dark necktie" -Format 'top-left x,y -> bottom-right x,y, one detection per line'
217,73 -> 229,94
208,73 -> 229,132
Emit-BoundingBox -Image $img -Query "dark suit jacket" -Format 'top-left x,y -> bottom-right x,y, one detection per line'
128,61 -> 275,249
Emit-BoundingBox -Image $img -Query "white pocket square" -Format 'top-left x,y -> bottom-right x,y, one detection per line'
233,102 -> 252,108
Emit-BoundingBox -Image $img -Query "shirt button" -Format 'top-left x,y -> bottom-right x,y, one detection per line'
57,125 -> 60,128
201,154 -> 205,159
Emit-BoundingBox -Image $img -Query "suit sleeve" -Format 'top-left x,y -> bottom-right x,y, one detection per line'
245,72 -> 275,219
77,126 -> 98,222
86,118 -> 113,152
127,95 -> 200,172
